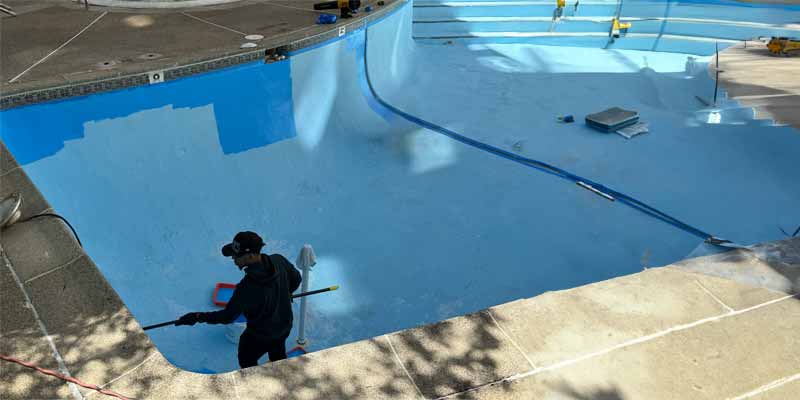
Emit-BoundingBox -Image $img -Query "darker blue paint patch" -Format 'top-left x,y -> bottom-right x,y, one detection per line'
1,60 -> 296,163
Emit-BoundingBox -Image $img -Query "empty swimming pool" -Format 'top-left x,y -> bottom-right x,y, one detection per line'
2,0 -> 799,373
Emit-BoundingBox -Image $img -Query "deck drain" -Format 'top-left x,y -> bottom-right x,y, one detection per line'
244,34 -> 264,41
95,60 -> 118,70
240,42 -> 257,49
138,53 -> 163,60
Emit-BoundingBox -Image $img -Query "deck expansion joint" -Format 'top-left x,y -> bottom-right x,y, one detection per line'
181,12 -> 247,36
728,371 -> 800,400
485,309 -> 538,369
436,292 -> 799,399
83,352 -> 160,398
2,248 -> 84,399
24,253 -> 85,285
693,279 -> 735,313
384,334 -> 426,400
9,11 -> 108,84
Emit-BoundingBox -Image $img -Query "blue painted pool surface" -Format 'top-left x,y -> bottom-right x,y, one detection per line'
1,0 -> 799,373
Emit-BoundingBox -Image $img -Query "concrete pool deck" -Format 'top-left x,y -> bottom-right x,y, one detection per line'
3,0 -> 800,398
2,140 -> 799,398
714,40 -> 800,128
0,0 -> 402,108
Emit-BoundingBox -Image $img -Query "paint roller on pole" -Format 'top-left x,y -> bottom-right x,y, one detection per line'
142,285 -> 338,331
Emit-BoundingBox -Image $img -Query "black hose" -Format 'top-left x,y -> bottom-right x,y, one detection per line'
21,213 -> 82,247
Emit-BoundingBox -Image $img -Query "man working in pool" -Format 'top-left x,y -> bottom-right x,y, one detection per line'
175,231 -> 302,368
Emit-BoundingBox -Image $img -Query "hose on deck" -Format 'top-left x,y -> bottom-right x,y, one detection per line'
0,353 -> 131,400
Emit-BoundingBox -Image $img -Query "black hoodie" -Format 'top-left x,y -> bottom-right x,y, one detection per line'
200,253 -> 302,340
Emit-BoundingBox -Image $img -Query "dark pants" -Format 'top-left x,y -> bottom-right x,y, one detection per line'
237,331 -> 289,368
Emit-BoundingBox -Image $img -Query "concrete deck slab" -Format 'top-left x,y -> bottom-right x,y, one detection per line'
24,254 -> 159,397
0,168 -> 50,222
454,295 -> 800,400
0,6 -> 105,83
1,255 -> 74,399
1,141 -> 19,175
750,375 -> 800,400
717,40 -> 800,129
80,352 -> 180,399
135,362 -> 231,400
187,2 -> 321,39
673,239 -> 800,295
18,11 -> 244,86
235,337 -> 423,399
676,267 -> 789,310
0,0 -> 399,100
1,215 -> 82,281
97,335 -> 428,400
388,311 -> 532,398
487,267 -> 727,368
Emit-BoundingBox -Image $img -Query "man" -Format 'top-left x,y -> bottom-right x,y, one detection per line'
175,231 -> 302,368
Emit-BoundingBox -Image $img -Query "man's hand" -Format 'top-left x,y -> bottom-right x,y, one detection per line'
175,312 -> 201,326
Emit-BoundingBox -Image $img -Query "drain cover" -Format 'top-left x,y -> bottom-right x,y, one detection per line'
240,42 -> 257,49
244,34 -> 264,41
96,60 -> 118,70
137,53 -> 163,60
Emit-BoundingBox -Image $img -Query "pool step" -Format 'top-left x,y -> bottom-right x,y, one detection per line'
414,2 -> 615,19
414,33 -> 738,56
413,17 -> 800,41
412,0 -> 800,46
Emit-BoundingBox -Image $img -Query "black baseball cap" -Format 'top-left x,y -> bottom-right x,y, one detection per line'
221,231 -> 264,257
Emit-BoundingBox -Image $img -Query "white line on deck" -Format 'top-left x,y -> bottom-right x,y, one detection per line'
9,11 -> 108,84
24,254 -> 84,284
2,250 -> 84,399
694,279 -> 734,313
728,371 -> 800,400
0,165 -> 21,179
485,309 -> 538,369
230,371 -> 242,400
385,335 -> 426,400
436,293 -> 798,399
181,12 -> 247,36
84,353 -> 159,398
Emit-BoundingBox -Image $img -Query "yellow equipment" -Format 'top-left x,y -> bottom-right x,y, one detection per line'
767,37 -> 800,56
611,18 -> 632,38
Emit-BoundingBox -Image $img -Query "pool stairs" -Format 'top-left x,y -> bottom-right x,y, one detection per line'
412,0 -> 800,47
